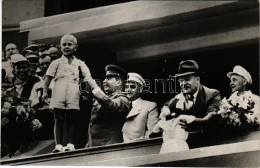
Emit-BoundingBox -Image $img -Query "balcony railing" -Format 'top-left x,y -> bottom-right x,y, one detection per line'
1,127 -> 259,166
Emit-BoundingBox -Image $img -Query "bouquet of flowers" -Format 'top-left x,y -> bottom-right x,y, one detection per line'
217,91 -> 259,128
1,86 -> 42,157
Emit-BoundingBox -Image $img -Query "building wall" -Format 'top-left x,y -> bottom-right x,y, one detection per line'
2,0 -> 45,51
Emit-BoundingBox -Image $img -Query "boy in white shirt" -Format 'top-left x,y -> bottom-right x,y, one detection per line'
43,34 -> 91,152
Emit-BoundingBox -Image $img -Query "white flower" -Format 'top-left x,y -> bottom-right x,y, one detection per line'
245,113 -> 256,123
3,102 -> 12,109
238,98 -> 249,110
16,105 -> 26,115
32,119 -> 42,130
1,108 -> 10,116
228,91 -> 239,106
218,97 -> 232,114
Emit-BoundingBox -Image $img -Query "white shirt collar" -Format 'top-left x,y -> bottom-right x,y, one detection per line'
61,55 -> 77,64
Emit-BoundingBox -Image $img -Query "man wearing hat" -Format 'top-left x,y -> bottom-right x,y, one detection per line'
227,65 -> 253,94
10,54 -> 40,100
85,64 -> 131,147
25,52 -> 40,77
122,72 -> 159,142
161,60 -> 221,133
29,55 -> 54,140
26,44 -> 39,53
227,65 -> 259,122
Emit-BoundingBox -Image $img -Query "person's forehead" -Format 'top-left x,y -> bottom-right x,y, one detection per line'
105,76 -> 120,82
126,81 -> 138,85
5,44 -> 17,50
60,37 -> 76,44
231,74 -> 244,80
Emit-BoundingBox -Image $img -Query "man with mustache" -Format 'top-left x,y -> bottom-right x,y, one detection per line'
122,72 -> 159,142
161,60 -> 221,133
85,65 -> 131,147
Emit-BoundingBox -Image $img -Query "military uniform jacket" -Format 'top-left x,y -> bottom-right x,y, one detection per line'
88,90 -> 131,147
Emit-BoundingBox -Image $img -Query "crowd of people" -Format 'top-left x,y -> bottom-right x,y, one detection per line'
2,34 -> 259,155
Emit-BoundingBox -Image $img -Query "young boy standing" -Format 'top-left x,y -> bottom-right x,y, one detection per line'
43,34 -> 91,152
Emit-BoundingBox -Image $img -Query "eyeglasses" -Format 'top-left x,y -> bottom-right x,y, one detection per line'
125,84 -> 137,89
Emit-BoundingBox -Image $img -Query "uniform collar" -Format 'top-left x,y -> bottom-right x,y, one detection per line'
109,89 -> 123,97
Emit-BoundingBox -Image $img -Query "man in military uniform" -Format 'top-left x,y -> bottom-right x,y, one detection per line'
85,65 -> 131,147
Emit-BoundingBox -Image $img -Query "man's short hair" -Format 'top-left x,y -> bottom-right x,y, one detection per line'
60,34 -> 77,44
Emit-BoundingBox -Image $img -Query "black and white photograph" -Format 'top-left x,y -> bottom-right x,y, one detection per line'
1,0 -> 259,166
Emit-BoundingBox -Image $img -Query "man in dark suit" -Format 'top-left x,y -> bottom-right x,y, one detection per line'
85,65 -> 131,147
162,60 -> 221,133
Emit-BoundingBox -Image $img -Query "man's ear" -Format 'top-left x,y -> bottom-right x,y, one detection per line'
242,78 -> 248,86
196,76 -> 200,83
118,79 -> 123,86
140,85 -> 143,93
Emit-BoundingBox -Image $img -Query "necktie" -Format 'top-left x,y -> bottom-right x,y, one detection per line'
184,94 -> 194,110
188,94 -> 194,103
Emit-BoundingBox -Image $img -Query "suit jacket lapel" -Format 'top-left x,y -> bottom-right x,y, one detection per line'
126,98 -> 142,119
192,85 -> 205,117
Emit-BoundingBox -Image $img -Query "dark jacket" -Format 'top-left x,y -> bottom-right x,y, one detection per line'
165,85 -> 221,118
88,90 -> 131,147
164,85 -> 221,132
12,76 -> 40,101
